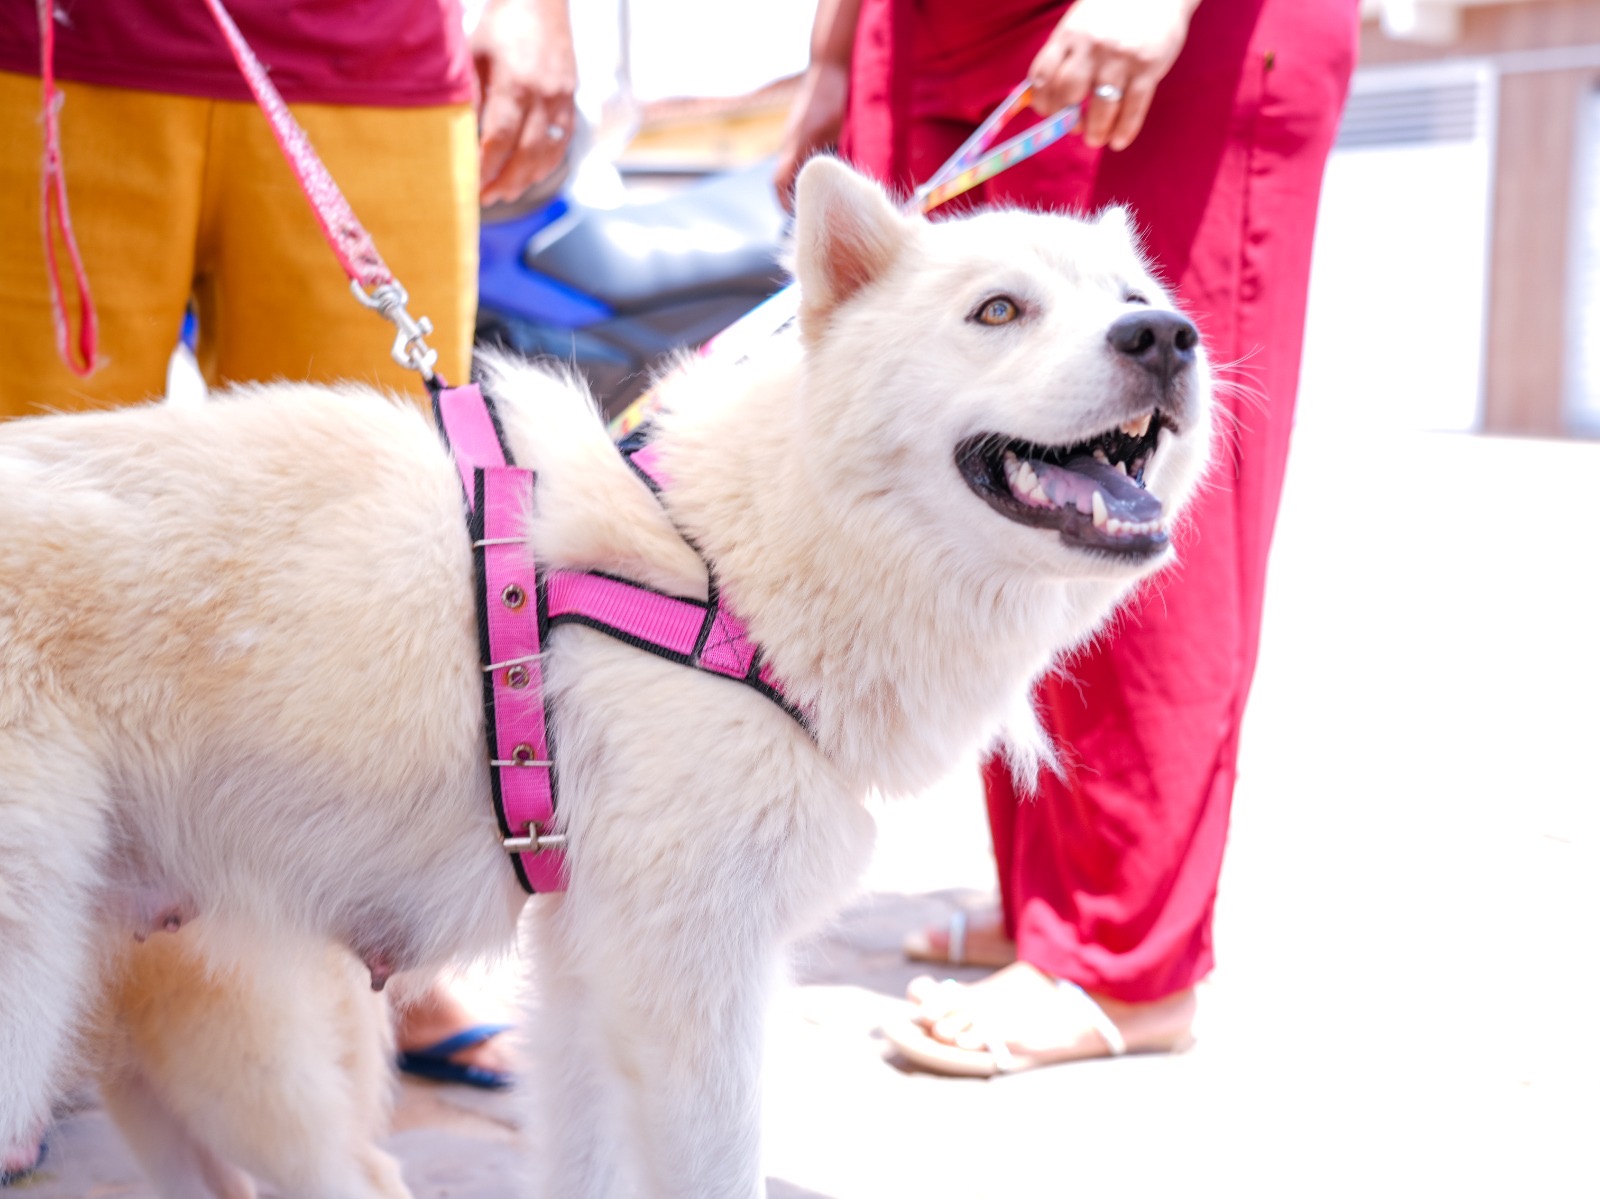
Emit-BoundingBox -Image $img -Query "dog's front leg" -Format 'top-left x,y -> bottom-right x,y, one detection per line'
522,910 -> 629,1199
536,890 -> 774,1199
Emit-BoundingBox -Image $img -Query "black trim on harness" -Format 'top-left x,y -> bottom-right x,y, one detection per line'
482,398 -> 514,466
544,608 -> 812,734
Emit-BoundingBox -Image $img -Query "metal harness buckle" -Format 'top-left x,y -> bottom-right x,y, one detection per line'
503,826 -> 567,855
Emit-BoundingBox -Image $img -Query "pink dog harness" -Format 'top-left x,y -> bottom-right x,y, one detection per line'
432,383 -> 804,894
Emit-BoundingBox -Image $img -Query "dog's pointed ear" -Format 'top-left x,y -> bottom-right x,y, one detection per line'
1096,204 -> 1142,248
793,157 -> 909,339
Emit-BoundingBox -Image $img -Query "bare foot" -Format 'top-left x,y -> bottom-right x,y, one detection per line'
393,981 -> 513,1077
905,962 -> 1195,1065
902,907 -> 1017,968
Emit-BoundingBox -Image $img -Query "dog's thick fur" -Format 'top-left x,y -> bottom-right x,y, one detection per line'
0,158 -> 1210,1197
91,935 -> 409,1199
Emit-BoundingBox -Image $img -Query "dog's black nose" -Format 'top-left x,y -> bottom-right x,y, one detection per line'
1107,311 -> 1198,387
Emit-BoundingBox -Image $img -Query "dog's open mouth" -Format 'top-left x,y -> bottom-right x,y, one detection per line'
956,410 -> 1178,557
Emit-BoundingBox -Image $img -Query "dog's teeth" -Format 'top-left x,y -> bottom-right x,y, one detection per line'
1115,461 -> 1128,475
1010,460 -> 1055,509
1014,459 -> 1039,492
1121,414 -> 1153,438
1091,490 -> 1108,528
1093,448 -> 1110,465
1003,451 -> 1020,484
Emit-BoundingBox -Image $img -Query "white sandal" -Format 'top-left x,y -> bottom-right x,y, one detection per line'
883,978 -> 1127,1077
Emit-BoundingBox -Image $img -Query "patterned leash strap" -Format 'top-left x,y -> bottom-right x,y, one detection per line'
914,82 -> 1082,212
37,0 -> 97,376
36,0 -> 441,381
606,82 -> 1082,439
198,0 -> 440,380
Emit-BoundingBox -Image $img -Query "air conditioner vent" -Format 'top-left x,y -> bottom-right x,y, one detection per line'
1336,80 -> 1480,149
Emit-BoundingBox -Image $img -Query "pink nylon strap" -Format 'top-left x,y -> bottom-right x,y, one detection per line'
542,572 -> 765,686
545,573 -> 702,657
36,0 -> 97,376
611,444 -> 787,691
479,467 -> 566,893
436,385 -> 566,894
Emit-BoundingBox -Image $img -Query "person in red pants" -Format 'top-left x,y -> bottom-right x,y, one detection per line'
778,0 -> 1358,1073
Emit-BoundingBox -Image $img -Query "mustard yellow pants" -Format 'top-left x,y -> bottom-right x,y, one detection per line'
0,71 -> 478,416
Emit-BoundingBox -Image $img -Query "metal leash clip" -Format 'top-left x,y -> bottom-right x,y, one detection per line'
352,280 -> 439,381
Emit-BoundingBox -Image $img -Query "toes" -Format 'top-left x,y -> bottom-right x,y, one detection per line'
951,1023 -> 990,1052
907,977 -> 969,1028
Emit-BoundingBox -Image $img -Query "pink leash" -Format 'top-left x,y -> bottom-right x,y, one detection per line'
195,0 -> 439,379
36,0 -> 96,376
36,0 -> 439,381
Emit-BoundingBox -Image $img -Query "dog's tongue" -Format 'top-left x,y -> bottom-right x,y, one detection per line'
1036,455 -> 1163,523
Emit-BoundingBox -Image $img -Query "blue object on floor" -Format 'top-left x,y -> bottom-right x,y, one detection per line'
397,1023 -> 514,1090
1,1137 -> 47,1187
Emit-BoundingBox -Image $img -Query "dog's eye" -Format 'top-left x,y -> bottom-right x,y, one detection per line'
1123,291 -> 1150,306
973,296 -> 1020,326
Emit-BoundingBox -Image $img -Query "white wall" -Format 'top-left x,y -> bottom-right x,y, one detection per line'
1298,64 -> 1495,434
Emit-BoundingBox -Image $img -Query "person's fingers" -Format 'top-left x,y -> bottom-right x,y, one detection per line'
1080,59 -> 1132,148
476,80 -> 527,198
773,63 -> 849,210
506,101 -> 571,199
480,88 -> 574,203
1108,72 -> 1159,152
774,148 -> 804,212
1031,33 -> 1094,114
1026,28 -> 1070,111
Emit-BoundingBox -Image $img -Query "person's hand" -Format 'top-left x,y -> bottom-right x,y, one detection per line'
472,0 -> 578,205
1028,0 -> 1201,151
774,59 -> 851,212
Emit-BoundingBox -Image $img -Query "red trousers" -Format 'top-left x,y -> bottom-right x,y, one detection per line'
843,0 -> 1358,1000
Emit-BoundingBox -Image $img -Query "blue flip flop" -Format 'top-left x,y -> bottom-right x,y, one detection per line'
396,1023 -> 514,1090
1,1137 -> 47,1187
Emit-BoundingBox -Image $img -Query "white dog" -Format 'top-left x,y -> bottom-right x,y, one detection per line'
0,157 -> 1211,1198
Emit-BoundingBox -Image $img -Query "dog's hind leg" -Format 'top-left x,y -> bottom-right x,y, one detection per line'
103,934 -> 412,1199
0,717 -> 110,1165
99,1065 -> 258,1199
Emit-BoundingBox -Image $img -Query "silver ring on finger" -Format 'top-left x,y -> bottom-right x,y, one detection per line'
1093,83 -> 1124,103
546,124 -> 567,140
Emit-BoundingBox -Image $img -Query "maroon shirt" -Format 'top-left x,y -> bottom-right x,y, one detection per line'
0,0 -> 473,106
